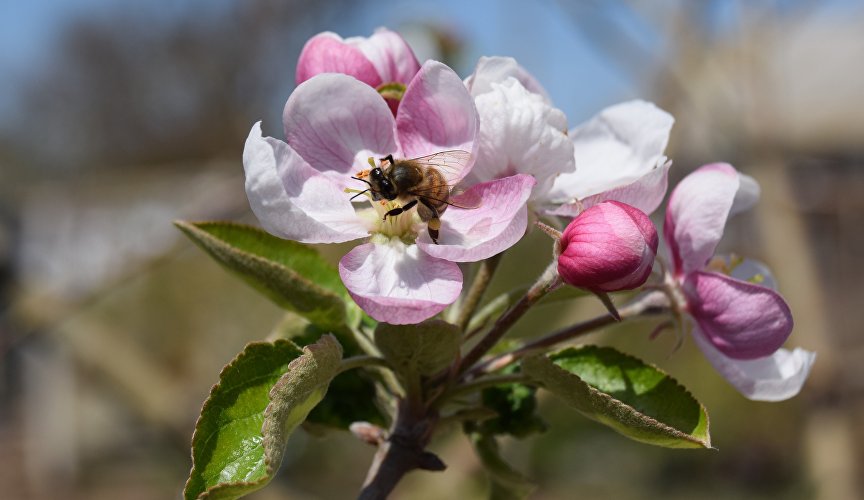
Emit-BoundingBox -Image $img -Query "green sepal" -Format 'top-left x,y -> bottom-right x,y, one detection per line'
175,221 -> 360,334
184,335 -> 342,500
374,319 -> 461,380
523,345 -> 711,449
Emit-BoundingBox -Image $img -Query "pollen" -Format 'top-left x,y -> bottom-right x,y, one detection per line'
356,168 -> 370,178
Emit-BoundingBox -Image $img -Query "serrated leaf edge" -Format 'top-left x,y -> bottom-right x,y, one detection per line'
524,347 -> 711,449
184,339 -> 302,500
175,220 -> 348,314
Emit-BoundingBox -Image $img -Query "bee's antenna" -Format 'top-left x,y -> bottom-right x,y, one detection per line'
351,176 -> 373,187
350,189 -> 371,201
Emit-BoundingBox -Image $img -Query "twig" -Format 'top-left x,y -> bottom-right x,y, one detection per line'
467,291 -> 668,378
456,261 -> 561,377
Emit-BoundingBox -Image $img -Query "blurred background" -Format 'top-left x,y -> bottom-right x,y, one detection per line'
1,0 -> 862,498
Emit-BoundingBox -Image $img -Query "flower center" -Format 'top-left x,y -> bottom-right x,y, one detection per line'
346,188 -> 421,245
371,198 -> 421,243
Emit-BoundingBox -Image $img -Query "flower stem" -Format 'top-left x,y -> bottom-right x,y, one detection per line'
338,355 -> 390,374
456,261 -> 561,378
467,291 -> 668,377
455,254 -> 502,331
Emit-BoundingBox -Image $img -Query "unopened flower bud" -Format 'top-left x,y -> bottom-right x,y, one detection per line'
557,201 -> 658,292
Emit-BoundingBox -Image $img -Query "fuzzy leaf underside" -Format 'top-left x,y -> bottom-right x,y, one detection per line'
184,336 -> 342,500
523,345 -> 711,449
175,221 -> 358,332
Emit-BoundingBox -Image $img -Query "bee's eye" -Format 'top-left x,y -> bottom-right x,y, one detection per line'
370,168 -> 383,180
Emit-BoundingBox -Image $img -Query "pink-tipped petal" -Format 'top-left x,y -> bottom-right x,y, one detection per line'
663,163 -> 740,275
465,56 -> 549,100
548,100 -> 674,203
692,331 -> 815,401
417,174 -> 536,262
684,270 -> 793,360
243,122 -> 368,243
397,60 -> 479,183
468,78 -> 574,200
283,73 -> 397,180
339,241 -> 462,324
557,201 -> 658,292
572,159 -> 671,215
296,32 -> 382,87
352,28 -> 420,85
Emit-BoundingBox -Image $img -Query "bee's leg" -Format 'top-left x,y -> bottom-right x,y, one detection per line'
427,217 -> 441,244
382,199 -> 417,220
418,199 -> 441,244
380,154 -> 395,166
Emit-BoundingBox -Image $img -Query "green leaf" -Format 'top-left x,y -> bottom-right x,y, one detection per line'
185,335 -> 343,500
305,369 -> 388,431
269,314 -> 388,431
470,433 -> 535,500
175,221 -> 359,332
374,319 -> 461,379
476,378 -> 546,439
523,346 -> 711,449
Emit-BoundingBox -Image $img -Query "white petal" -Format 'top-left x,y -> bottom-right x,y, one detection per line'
548,100 -> 674,203
664,163 -> 739,275
730,173 -> 761,216
467,78 -> 573,200
243,122 -> 368,243
693,329 -> 816,402
465,56 -> 550,101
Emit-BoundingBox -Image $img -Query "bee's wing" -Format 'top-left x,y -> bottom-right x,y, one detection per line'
405,150 -> 472,186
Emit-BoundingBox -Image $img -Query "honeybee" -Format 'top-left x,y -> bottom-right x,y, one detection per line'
350,150 -> 475,244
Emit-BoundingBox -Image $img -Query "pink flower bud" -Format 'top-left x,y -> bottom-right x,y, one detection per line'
557,201 -> 658,292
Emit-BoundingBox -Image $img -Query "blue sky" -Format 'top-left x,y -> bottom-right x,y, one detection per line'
0,0 -> 642,126
1,0 -> 859,127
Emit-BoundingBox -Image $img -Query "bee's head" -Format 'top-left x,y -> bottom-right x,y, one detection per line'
368,167 -> 396,200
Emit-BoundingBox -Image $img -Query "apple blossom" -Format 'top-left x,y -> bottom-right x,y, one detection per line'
244,60 -> 535,324
662,163 -> 815,401
557,201 -> 658,293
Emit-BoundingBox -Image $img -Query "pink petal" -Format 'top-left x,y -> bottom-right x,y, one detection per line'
296,32 -> 382,87
352,28 -> 420,85
571,159 -> 671,215
684,271 -> 792,360
663,163 -> 739,276
243,122 -> 369,243
465,56 -> 550,101
283,73 -> 398,182
548,100 -> 674,203
417,174 -> 536,262
338,241 -> 462,324
396,60 -> 479,184
467,78 -> 574,201
692,331 -> 815,401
